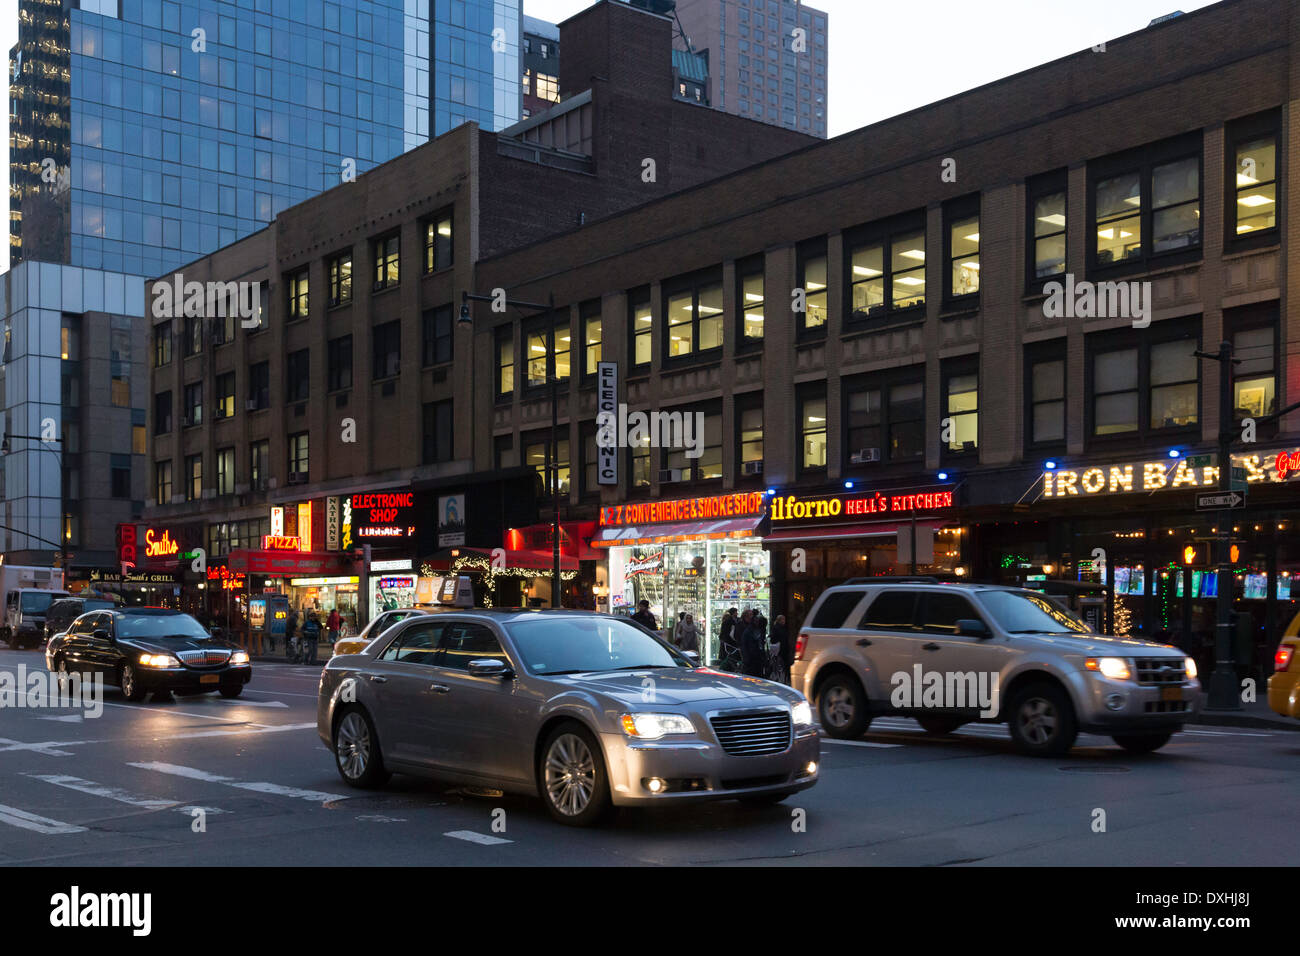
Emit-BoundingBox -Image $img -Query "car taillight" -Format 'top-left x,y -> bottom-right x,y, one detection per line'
1276,644 -> 1295,673
794,632 -> 808,662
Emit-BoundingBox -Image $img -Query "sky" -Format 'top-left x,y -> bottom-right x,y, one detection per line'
0,0 -> 1222,272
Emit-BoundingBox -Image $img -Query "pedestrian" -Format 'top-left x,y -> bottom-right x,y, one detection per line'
302,610 -> 322,666
677,613 -> 699,654
674,611 -> 686,645
770,614 -> 792,670
285,606 -> 299,662
327,607 -> 341,652
631,599 -> 657,634
719,607 -> 739,669
739,610 -> 766,678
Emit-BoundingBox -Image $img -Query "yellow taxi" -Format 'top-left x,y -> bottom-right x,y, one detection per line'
1267,611 -> 1300,720
333,608 -> 429,657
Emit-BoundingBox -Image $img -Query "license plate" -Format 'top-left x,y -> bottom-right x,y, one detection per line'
1160,686 -> 1183,702
200,674 -> 220,684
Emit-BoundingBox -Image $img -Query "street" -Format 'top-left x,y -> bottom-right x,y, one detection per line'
1,648 -> 1296,867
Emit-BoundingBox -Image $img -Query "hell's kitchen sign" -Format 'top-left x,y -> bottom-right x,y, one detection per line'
1041,449 -> 1300,499
351,491 -> 417,539
600,492 -> 766,527
769,489 -> 954,524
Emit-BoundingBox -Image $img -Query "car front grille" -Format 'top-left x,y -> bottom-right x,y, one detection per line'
710,710 -> 792,756
177,649 -> 231,668
1134,658 -> 1187,685
1143,700 -> 1191,714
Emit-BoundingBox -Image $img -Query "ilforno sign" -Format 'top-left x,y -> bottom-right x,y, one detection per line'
770,489 -> 954,523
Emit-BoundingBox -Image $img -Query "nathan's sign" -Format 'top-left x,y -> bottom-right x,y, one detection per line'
600,492 -> 766,527
1042,449 -> 1300,499
770,489 -> 954,523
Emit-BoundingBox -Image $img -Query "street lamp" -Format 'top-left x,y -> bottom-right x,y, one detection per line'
1,431 -> 67,577
460,290 -> 564,608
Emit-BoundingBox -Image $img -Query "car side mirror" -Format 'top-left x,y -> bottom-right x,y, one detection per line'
93,628 -> 112,644
956,619 -> 991,638
683,650 -> 700,663
467,659 -> 514,679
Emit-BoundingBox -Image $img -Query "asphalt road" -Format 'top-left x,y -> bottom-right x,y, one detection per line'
1,647 -> 1297,867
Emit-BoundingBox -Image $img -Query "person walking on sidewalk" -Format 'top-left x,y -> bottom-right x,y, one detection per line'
631,600 -> 657,635
301,611 -> 322,666
284,606 -> 299,663
326,607 -> 341,654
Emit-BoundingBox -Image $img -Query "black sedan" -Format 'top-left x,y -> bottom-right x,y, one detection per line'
45,607 -> 252,702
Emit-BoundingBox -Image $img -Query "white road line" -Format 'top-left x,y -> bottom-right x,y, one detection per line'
820,738 -> 902,748
100,701 -> 254,723
0,804 -> 87,834
127,761 -> 347,803
214,698 -> 289,708
444,830 -> 512,845
26,773 -> 176,809
38,714 -> 86,723
0,737 -> 82,756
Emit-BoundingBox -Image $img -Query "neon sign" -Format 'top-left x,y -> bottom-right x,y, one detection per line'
144,528 -> 180,558
600,492 -> 766,527
1042,450 -> 1300,498
769,490 -> 953,523
350,491 -> 416,539
263,535 -> 301,551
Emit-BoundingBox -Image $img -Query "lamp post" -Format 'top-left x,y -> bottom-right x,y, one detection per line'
1,431 -> 67,578
460,290 -> 564,607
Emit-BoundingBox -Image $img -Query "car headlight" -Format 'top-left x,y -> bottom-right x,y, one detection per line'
230,650 -> 249,665
1184,657 -> 1198,680
139,653 -> 180,668
620,713 -> 695,739
1084,656 -> 1131,680
791,700 -> 813,727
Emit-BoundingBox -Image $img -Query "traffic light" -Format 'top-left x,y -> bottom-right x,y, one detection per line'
1229,544 -> 1240,563
1182,543 -> 1205,565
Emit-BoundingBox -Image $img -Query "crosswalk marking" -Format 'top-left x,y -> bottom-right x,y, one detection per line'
820,738 -> 902,748
127,761 -> 347,803
26,773 -> 175,809
0,804 -> 86,834
444,830 -> 512,845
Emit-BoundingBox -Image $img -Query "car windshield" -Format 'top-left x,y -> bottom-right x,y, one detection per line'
20,592 -> 63,613
506,616 -> 692,675
82,599 -> 115,612
977,590 -> 1090,634
116,613 -> 210,640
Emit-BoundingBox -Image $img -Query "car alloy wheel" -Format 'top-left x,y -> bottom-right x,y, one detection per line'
336,711 -> 371,782
544,733 -> 596,817
823,685 -> 855,729
1016,696 -> 1056,745
120,663 -> 147,702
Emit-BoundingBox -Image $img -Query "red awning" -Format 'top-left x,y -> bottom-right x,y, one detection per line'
763,521 -> 945,543
591,515 -> 764,548
227,550 -> 357,576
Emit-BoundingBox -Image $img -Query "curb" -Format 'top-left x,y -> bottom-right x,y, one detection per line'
1189,711 -> 1300,732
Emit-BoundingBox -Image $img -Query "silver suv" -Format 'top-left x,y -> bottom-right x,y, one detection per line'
790,578 -> 1202,756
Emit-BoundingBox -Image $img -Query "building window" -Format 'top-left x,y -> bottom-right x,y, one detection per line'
797,239 -> 828,332
525,435 -> 570,495
286,349 -> 310,403
799,390 -> 827,471
422,400 -> 453,464
110,325 -> 131,406
1088,329 -> 1199,438
496,325 -> 514,399
153,321 -> 172,366
111,467 -> 130,499
945,198 -> 980,301
249,439 -> 269,489
373,232 -> 400,290
1028,170 -> 1067,283
184,314 -> 202,355
943,362 -> 979,456
582,424 -> 599,494
288,432 -> 309,479
133,424 -> 146,455
663,410 -> 722,481
1228,112 -> 1279,241
248,361 -> 269,410
495,434 -> 515,469
844,375 -> 924,465
183,381 -> 202,427
185,454 -> 202,501
738,259 -> 764,343
154,460 -> 173,505
1090,134 -> 1201,271
216,447 -> 234,495
215,372 -> 235,419
1232,326 -> 1276,421
373,321 -> 401,380
629,289 -> 652,368
328,335 -> 352,391
424,212 -> 453,272
664,273 -> 723,359
1026,348 -> 1066,446
525,315 -> 571,388
286,267 -> 309,320
329,253 -> 353,306
581,301 -> 602,376
631,436 -> 650,488
846,212 -> 926,323
535,72 -> 558,101
738,401 -> 763,470
422,306 -> 453,366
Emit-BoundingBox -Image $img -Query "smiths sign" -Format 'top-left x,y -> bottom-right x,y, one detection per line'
351,491 -> 417,539
770,489 -> 955,524
600,492 -> 766,527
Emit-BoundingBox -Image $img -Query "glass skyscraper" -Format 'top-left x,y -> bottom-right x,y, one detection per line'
10,0 -> 521,277
2,0 -> 520,566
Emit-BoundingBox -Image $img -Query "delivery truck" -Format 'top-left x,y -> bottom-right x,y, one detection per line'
0,564 -> 69,649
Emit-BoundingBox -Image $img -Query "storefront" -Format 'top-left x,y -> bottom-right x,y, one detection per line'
227,546 -> 358,648
424,547 -> 580,608
762,485 -> 959,634
593,492 -> 769,662
504,521 -> 600,608
346,488 -> 419,624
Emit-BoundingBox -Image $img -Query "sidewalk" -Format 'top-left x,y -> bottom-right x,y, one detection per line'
1189,694 -> 1299,731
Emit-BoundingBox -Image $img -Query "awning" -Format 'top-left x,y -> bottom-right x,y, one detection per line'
227,550 -> 357,576
591,515 -> 764,548
763,521 -> 944,544
425,547 -> 578,572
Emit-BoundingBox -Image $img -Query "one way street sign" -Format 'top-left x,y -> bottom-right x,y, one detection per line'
1195,490 -> 1245,511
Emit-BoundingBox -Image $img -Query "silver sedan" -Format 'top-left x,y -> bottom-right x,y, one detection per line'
317,609 -> 820,826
